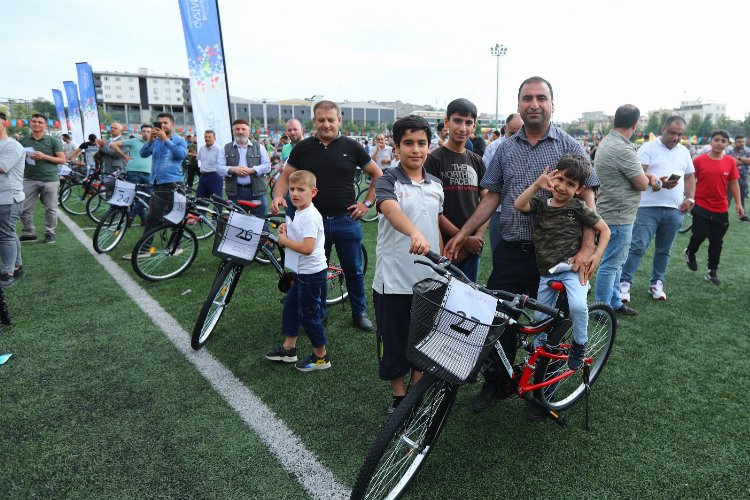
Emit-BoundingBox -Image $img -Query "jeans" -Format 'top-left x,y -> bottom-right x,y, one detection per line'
230,185 -> 266,219
126,171 -> 151,223
0,201 -> 22,274
594,223 -> 633,310
728,177 -> 747,211
21,179 -> 59,237
621,206 -> 684,286
282,269 -> 327,347
535,270 -> 589,345
455,253 -> 480,283
321,214 -> 366,318
687,205 -> 729,270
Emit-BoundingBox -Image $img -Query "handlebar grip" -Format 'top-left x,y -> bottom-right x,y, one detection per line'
210,194 -> 229,205
424,250 -> 447,265
526,298 -> 561,318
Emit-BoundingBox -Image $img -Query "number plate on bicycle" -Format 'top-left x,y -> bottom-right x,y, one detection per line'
108,180 -> 136,207
58,164 -> 72,176
215,212 -> 265,263
163,191 -> 187,224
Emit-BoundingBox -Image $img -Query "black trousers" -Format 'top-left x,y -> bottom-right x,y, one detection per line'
687,205 -> 729,271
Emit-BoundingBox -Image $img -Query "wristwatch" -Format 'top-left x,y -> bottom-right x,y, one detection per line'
686,198 -> 695,204
363,199 -> 373,208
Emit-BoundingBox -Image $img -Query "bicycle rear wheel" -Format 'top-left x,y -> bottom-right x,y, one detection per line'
59,182 -> 90,215
534,302 -> 616,411
186,208 -> 217,241
131,225 -> 198,281
351,374 -> 457,500
92,207 -> 129,254
357,188 -> 378,222
191,261 -> 243,350
86,188 -> 110,224
326,243 -> 368,306
678,212 -> 693,234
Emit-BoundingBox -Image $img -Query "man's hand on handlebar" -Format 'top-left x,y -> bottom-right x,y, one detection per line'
270,196 -> 287,215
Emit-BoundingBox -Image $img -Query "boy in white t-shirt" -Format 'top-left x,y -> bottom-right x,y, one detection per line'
264,170 -> 330,371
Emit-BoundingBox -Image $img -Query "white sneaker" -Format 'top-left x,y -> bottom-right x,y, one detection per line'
619,282 -> 631,303
649,280 -> 667,300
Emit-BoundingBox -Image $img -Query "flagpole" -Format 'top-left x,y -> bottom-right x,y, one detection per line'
214,0 -> 233,123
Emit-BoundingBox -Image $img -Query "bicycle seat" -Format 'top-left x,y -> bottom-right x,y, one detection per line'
546,280 -> 566,292
237,200 -> 262,209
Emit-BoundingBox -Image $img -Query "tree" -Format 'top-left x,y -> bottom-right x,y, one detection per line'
31,98 -> 55,117
697,114 -> 714,139
715,115 -> 735,131
587,121 -> 595,134
743,114 -> 750,136
645,114 -> 661,136
686,113 -> 701,136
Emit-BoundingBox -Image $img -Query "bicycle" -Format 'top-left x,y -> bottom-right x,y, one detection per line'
129,191 -> 216,281
678,211 -> 693,234
92,176 -> 151,254
191,197 -> 287,350
356,188 -> 379,223
351,251 -> 616,499
58,163 -> 103,216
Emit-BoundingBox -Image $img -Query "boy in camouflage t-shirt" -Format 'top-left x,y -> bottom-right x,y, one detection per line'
514,154 -> 611,369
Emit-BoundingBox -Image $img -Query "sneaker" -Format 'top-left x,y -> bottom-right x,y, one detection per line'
295,352 -> 331,372
568,342 -> 587,370
684,248 -> 697,271
739,215 -> 750,223
0,274 -> 16,288
619,281 -> 631,303
13,266 -> 23,279
385,395 -> 405,422
43,235 -> 56,244
471,383 -> 499,413
705,270 -> 721,286
171,247 -> 184,257
20,234 -> 37,243
649,280 -> 666,301
615,304 -> 637,316
264,345 -> 298,363
353,313 -> 373,331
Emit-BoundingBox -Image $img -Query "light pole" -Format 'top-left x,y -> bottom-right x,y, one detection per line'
490,43 -> 507,130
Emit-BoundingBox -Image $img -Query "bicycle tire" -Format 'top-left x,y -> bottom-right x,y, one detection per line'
187,204 -> 217,241
131,225 -> 198,281
86,188 -> 110,224
351,374 -> 457,500
357,188 -> 378,223
678,212 -> 693,234
191,261 -> 243,350
92,207 -> 129,254
59,182 -> 90,215
326,243 -> 368,306
533,302 -> 616,411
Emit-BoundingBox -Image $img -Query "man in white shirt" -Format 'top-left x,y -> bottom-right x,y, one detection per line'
620,116 -> 696,303
371,133 -> 393,170
196,130 -> 223,199
0,112 -> 25,286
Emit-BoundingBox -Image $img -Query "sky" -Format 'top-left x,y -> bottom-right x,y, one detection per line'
3,0 -> 750,123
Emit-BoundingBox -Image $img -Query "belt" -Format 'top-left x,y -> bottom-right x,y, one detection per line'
154,182 -> 181,189
504,240 -> 535,252
236,183 -> 253,189
322,210 -> 350,219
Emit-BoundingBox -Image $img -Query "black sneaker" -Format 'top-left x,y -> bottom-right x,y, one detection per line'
20,234 -> 37,243
0,274 -> 16,288
471,383 -> 499,412
43,235 -> 56,244
295,352 -> 331,372
264,345 -> 298,363
568,342 -> 587,371
353,314 -> 373,331
705,270 -> 721,286
13,266 -> 24,279
684,248 -> 697,271
385,395 -> 405,422
738,215 -> 750,223
615,304 -> 637,316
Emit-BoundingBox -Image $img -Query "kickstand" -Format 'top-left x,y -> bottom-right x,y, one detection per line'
583,364 -> 591,431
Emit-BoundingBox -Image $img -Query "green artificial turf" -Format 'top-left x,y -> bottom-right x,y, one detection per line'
2,204 -> 748,498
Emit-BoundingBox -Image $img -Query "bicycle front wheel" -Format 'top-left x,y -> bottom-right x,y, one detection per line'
326,243 -> 368,306
188,203 -> 219,241
59,182 -> 90,215
92,207 -> 129,254
131,225 -> 198,281
351,374 -> 457,500
534,302 -> 616,411
678,212 -> 693,234
86,188 -> 110,223
191,261 -> 243,350
357,188 -> 378,222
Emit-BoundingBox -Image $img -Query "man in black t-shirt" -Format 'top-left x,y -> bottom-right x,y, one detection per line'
425,98 -> 487,282
271,100 -> 382,331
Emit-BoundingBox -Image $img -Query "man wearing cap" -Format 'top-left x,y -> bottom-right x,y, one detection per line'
19,114 -> 66,244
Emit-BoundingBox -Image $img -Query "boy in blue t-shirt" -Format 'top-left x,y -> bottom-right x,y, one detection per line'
514,154 -> 610,370
265,170 -> 330,371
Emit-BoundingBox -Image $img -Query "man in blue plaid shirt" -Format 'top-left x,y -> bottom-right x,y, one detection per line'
444,76 -> 601,416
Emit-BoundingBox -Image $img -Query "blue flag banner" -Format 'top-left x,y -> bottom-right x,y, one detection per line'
52,89 -> 69,135
178,0 -> 232,150
76,62 -> 101,140
63,81 -> 84,145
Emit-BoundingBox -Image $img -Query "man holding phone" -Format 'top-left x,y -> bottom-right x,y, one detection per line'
271,100 -> 382,331
138,113 -> 187,235
619,116 -> 695,303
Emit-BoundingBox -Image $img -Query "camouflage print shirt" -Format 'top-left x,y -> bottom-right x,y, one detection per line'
529,196 -> 601,276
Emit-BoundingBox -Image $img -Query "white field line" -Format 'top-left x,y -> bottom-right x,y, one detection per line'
59,212 -> 350,499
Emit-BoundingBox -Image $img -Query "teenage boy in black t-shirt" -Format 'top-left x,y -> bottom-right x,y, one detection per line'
425,98 -> 487,281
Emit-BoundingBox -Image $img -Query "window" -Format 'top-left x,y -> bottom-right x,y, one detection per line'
104,85 -> 111,90
115,77 -> 120,81
116,94 -> 122,99
116,86 -> 121,90
154,89 -> 159,94
176,97 -> 182,102
105,94 -> 111,99
129,86 -> 135,91
103,76 -> 109,81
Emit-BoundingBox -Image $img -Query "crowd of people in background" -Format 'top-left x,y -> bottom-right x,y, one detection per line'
3,75 -> 748,419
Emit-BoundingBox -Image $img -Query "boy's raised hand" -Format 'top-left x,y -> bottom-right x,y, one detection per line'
535,166 -> 557,192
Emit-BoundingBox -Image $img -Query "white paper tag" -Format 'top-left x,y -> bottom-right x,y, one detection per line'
163,192 -> 187,224
24,147 -> 36,165
217,211 -> 265,261
108,180 -> 136,207
58,164 -> 72,176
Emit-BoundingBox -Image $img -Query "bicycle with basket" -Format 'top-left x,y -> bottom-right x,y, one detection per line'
351,251 -> 617,499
